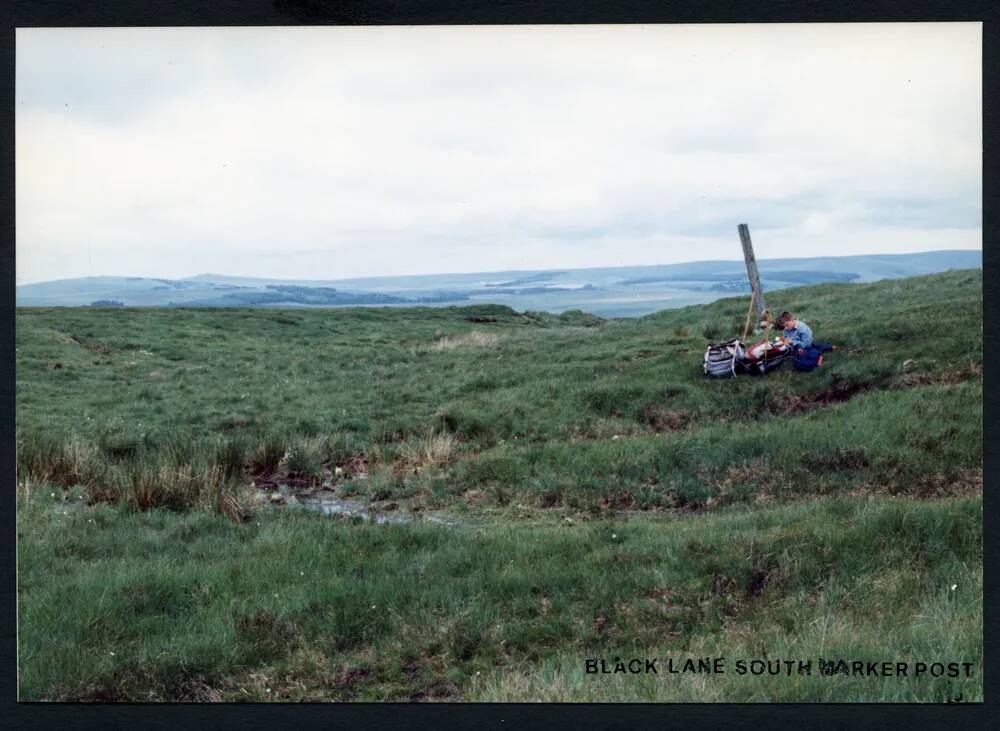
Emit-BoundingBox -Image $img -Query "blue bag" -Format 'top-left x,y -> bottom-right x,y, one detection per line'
793,343 -> 834,372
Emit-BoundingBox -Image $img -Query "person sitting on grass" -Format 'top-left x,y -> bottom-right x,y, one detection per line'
775,311 -> 812,350
775,310 -> 836,372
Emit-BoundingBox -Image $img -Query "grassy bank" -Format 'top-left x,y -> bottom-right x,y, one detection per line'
17,493 -> 981,701
16,269 -> 982,701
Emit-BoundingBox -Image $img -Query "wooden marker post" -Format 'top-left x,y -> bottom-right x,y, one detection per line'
737,223 -> 767,328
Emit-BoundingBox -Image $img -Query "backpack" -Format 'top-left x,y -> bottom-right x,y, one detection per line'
703,338 -> 747,378
743,337 -> 793,375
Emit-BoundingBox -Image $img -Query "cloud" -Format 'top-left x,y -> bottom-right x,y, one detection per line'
15,23 -> 981,283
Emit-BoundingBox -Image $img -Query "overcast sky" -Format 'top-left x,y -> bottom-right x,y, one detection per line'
16,23 -> 981,284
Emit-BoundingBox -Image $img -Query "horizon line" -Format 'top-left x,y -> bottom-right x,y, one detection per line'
15,247 -> 983,288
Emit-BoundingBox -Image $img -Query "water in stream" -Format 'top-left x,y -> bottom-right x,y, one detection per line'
284,491 -> 458,527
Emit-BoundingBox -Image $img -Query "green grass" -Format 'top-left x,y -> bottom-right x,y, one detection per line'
15,269 -> 983,701
17,494 -> 981,702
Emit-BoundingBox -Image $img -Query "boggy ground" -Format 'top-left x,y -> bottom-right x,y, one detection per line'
15,269 -> 983,701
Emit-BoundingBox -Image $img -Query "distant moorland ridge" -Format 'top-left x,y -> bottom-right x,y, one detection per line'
16,249 -> 981,317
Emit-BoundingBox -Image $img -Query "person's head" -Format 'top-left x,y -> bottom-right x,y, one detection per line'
776,311 -> 796,329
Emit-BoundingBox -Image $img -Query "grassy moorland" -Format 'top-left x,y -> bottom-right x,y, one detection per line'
16,269 -> 982,701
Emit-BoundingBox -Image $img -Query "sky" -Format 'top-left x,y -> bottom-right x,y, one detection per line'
16,23 -> 982,285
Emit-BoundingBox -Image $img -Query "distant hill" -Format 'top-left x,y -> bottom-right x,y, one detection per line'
16,249 -> 981,317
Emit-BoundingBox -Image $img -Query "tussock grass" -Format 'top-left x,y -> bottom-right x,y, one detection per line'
398,431 -> 459,470
247,435 -> 286,476
279,436 -> 326,478
16,430 -> 247,518
106,459 -> 239,516
16,432 -> 100,488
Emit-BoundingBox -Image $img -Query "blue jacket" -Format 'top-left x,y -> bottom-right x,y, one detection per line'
783,320 -> 813,349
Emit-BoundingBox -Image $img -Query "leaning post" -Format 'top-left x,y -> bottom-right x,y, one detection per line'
737,223 -> 768,328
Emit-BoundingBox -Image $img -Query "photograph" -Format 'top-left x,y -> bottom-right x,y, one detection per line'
14,22 -> 982,702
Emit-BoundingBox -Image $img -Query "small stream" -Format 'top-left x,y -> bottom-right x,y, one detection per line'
270,490 -> 458,527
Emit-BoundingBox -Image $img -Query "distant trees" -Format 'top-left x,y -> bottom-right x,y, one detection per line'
90,300 -> 124,307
